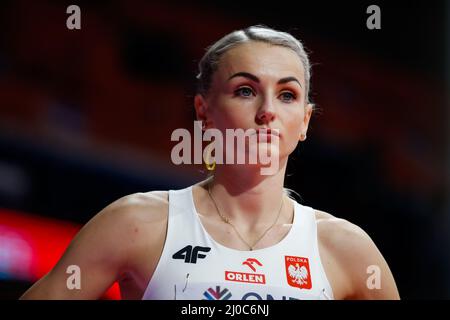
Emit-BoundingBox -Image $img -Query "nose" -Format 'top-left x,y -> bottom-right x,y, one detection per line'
255,97 -> 276,125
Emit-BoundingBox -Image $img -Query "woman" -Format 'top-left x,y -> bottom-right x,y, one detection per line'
21,25 -> 400,300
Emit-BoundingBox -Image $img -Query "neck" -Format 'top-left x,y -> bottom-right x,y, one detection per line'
205,158 -> 289,231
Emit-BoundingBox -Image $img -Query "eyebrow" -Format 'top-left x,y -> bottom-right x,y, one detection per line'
227,72 -> 302,87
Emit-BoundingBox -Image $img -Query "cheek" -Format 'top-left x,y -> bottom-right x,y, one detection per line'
211,96 -> 255,129
280,108 -> 304,152
283,107 -> 305,132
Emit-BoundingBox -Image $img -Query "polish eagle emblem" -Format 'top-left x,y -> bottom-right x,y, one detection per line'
284,256 -> 312,289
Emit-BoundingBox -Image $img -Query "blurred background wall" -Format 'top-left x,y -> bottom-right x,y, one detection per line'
0,0 -> 448,299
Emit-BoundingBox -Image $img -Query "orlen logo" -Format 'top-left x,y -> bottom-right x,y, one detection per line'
242,258 -> 262,272
225,258 -> 266,284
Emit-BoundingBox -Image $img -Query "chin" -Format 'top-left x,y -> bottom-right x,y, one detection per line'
246,143 -> 280,166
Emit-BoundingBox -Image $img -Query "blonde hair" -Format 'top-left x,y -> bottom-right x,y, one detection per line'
196,24 -> 313,104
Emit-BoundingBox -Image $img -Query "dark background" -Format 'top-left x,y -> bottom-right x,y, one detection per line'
0,0 -> 449,299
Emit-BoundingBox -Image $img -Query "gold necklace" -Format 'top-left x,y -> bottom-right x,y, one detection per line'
207,185 -> 284,251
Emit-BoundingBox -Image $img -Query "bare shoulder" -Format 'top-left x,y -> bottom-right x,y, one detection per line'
314,210 -> 381,271
103,190 -> 170,295
84,190 -> 169,244
65,190 -> 170,252
96,190 -> 170,256
104,190 -> 168,221
314,209 -> 370,249
20,190 -> 169,299
314,209 -> 400,299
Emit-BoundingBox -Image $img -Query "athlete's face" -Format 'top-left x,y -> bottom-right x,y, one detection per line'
195,41 -> 313,166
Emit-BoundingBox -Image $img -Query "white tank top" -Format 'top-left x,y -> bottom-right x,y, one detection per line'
142,186 -> 334,300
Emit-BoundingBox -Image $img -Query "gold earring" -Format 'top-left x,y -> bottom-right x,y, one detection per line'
204,143 -> 216,171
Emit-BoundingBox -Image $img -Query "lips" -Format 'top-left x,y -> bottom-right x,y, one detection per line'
254,128 -> 280,142
255,128 -> 279,135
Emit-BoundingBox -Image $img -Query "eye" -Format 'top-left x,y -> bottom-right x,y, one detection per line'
234,86 -> 255,98
279,91 -> 296,103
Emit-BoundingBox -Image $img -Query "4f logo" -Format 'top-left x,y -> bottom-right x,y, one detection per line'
172,245 -> 211,264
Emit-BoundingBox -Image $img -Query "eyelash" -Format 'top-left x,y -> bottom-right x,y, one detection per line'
233,86 -> 297,103
279,91 -> 297,102
234,87 -> 255,98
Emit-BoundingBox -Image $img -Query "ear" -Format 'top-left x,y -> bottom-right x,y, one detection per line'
194,94 -> 209,128
299,103 -> 314,141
